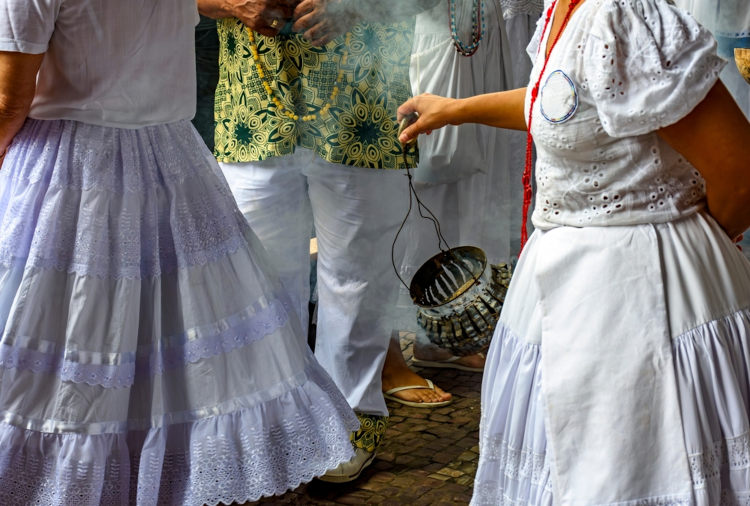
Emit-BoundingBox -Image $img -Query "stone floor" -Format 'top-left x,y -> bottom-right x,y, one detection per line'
249,333 -> 482,505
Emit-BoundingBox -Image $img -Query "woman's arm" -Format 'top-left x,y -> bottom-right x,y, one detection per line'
658,81 -> 750,240
397,88 -> 528,144
0,51 -> 44,167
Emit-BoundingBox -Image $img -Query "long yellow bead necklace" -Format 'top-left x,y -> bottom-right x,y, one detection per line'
245,27 -> 351,122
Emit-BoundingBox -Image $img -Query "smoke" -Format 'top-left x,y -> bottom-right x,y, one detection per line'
329,0 -> 442,24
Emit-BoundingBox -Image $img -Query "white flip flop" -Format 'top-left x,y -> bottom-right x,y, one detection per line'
383,379 -> 453,408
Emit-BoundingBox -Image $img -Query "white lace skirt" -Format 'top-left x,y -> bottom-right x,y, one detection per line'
0,119 -> 358,505
472,211 -> 750,505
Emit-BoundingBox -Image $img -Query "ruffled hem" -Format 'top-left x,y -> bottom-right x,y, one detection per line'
473,309 -> 750,505
0,363 -> 359,506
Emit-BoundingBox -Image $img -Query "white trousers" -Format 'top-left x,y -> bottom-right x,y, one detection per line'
220,149 -> 408,416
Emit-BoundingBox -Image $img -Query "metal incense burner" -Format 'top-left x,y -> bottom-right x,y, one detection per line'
392,115 -> 511,356
410,247 -> 511,356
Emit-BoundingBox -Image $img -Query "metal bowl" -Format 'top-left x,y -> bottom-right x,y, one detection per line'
409,246 -> 511,356
735,48 -> 750,84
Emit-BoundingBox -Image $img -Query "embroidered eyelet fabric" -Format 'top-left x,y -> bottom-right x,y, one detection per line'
0,118 -> 359,504
0,362 -> 359,506
0,120 -> 251,279
524,0 -> 725,231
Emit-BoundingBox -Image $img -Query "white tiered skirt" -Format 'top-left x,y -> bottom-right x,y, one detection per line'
472,211 -> 750,505
0,119 -> 358,505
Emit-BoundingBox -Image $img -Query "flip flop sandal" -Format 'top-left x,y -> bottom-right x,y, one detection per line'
383,379 -> 453,408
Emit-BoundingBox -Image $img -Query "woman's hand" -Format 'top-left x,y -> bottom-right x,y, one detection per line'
397,93 -> 458,144
292,0 -> 358,46
198,0 -> 300,37
397,88 -> 528,145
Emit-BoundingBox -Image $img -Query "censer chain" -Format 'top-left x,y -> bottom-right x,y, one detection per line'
391,114 -> 453,290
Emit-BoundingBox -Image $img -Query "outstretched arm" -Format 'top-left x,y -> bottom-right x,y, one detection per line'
658,81 -> 750,240
397,88 -> 528,144
0,51 -> 44,167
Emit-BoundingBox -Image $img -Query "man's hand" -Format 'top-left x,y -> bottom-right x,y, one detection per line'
198,0 -> 300,37
292,0 -> 359,46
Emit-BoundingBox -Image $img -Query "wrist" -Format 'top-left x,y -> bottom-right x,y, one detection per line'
447,98 -> 468,127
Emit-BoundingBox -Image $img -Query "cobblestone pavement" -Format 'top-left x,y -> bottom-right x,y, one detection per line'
250,333 -> 482,505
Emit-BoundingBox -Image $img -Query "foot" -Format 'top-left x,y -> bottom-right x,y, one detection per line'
413,341 -> 486,370
382,365 -> 452,405
382,335 -> 452,405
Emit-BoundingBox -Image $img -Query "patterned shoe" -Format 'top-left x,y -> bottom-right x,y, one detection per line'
318,413 -> 388,483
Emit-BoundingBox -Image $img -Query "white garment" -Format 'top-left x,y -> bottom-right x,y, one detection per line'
472,0 -> 750,504
410,0 -> 512,184
0,1 -> 359,502
527,0 -> 724,499
527,0 -> 725,231
0,0 -> 197,128
220,150 -> 408,416
473,213 -> 750,505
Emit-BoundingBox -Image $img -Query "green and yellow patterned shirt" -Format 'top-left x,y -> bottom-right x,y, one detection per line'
214,18 -> 417,169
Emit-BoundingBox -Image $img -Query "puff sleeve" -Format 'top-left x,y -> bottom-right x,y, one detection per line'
583,0 -> 726,138
0,0 -> 62,54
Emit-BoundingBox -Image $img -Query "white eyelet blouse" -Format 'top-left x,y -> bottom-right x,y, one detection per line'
525,0 -> 725,231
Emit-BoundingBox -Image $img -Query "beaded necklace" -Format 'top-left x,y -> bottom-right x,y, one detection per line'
245,27 -> 351,122
519,0 -> 581,251
449,0 -> 485,56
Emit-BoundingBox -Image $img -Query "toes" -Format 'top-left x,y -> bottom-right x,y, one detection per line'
391,386 -> 451,403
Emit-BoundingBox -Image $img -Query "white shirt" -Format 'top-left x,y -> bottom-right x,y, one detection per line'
0,0 -> 199,128
526,0 -> 725,231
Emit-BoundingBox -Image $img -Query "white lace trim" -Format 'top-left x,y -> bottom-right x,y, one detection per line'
0,296 -> 291,388
474,313 -> 750,504
0,366 -> 359,505
476,432 -> 750,505
690,432 -> 750,490
481,436 -> 550,491
0,119 -> 252,279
